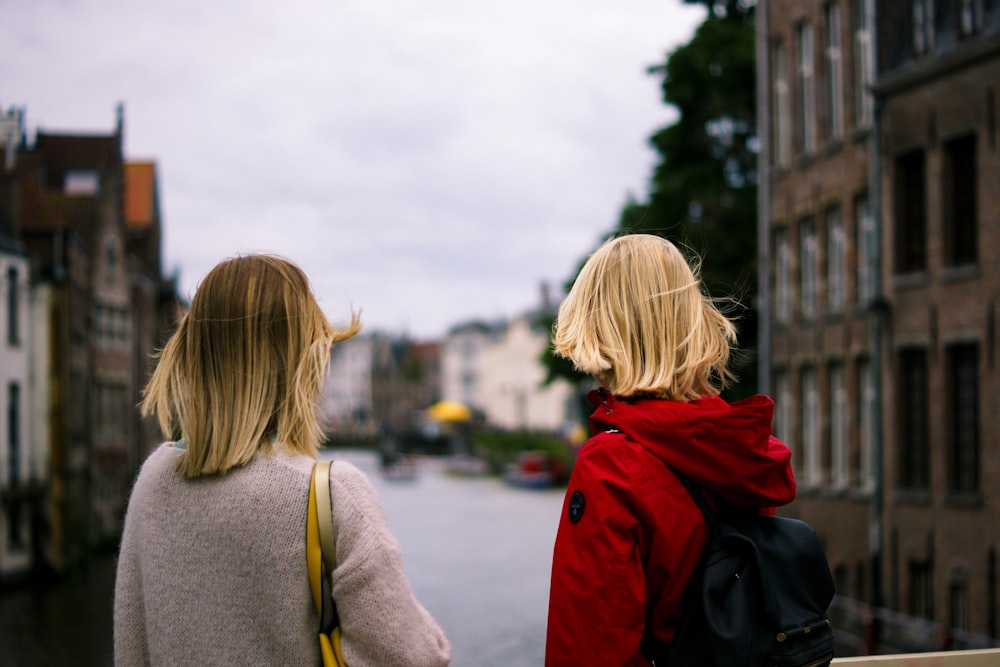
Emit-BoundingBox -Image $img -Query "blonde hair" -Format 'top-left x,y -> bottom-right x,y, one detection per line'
553,234 -> 736,401
141,254 -> 361,478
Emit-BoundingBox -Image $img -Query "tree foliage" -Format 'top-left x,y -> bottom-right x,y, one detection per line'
543,0 -> 760,400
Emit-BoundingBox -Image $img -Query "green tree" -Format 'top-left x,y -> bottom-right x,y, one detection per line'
543,0 -> 760,400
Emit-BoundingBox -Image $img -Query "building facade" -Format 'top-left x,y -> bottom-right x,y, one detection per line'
441,313 -> 575,433
322,334 -> 377,431
759,0 -> 1000,649
0,105 -> 180,580
440,322 -> 495,413
0,233 -> 42,580
476,316 -> 574,432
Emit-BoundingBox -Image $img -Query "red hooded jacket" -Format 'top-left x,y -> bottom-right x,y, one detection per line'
545,389 -> 796,666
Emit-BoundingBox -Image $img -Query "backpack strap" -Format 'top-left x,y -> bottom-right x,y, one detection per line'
641,466 -> 724,664
667,466 -> 721,543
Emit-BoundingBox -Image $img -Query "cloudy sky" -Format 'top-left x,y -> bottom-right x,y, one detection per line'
3,0 -> 705,340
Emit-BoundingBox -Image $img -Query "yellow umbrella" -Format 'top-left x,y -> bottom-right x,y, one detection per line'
426,400 -> 472,422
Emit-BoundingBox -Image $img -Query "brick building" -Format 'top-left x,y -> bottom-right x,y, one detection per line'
758,0 -> 1000,651
0,105 -> 180,578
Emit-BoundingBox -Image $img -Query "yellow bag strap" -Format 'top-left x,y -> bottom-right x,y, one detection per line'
307,464 -> 323,615
314,460 -> 337,575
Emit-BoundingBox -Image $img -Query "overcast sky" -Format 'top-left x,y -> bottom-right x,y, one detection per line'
2,0 -> 705,340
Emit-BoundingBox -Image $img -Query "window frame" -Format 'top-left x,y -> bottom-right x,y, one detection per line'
946,343 -> 979,494
853,0 -> 874,128
796,20 -> 817,155
775,227 -> 793,324
826,204 -> 846,314
772,39 -> 793,168
855,193 -> 875,305
856,357 -> 877,491
800,217 -> 819,320
898,348 -> 930,491
801,366 -> 822,487
829,363 -> 849,488
894,150 -> 928,275
911,0 -> 936,55
942,133 -> 978,267
823,1 -> 844,141
6,266 -> 19,346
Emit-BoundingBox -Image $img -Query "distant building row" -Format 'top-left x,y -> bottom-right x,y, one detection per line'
321,292 -> 579,440
0,105 -> 182,583
758,0 -> 1000,650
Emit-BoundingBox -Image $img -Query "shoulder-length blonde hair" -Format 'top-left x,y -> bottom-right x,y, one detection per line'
553,234 -> 736,401
141,254 -> 361,478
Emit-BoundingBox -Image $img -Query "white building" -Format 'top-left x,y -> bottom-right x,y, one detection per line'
442,316 -> 576,432
0,238 -> 43,580
320,334 -> 375,428
440,322 -> 495,413
477,317 -> 575,431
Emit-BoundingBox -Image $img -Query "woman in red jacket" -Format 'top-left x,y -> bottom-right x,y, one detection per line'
544,234 -> 796,666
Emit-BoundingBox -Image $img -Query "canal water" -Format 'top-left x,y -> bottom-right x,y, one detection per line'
0,449 -> 566,666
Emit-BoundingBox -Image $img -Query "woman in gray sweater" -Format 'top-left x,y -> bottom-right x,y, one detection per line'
114,254 -> 452,666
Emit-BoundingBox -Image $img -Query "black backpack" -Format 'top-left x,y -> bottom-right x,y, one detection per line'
642,467 -> 836,667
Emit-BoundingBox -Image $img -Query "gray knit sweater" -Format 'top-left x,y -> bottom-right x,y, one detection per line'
114,443 -> 452,666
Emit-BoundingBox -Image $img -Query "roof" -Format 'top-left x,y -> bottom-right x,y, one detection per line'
124,161 -> 157,228
34,132 -> 121,189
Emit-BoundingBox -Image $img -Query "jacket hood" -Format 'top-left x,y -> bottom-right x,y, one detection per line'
587,388 -> 796,508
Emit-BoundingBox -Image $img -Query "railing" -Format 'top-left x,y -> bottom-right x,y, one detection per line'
829,596 -> 1000,656
833,648 -> 1000,665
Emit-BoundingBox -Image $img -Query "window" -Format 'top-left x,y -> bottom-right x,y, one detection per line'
853,0 -> 874,128
6,266 -> 18,345
829,363 -> 848,488
801,367 -> 822,486
64,170 -> 99,195
947,344 -> 979,493
909,559 -> 934,619
827,205 -> 845,313
857,358 -> 877,490
796,21 -> 817,154
855,194 -> 875,304
959,0 -> 984,37
118,308 -> 128,344
943,134 -> 977,266
823,2 -> 844,141
834,564 -> 850,598
772,40 -> 793,168
801,217 -> 818,319
899,349 -> 930,490
895,151 -> 927,274
94,306 -> 105,348
105,239 -> 119,276
854,562 -> 869,602
774,370 -> 792,441
7,382 -> 20,486
950,579 -> 970,631
460,371 -> 476,405
775,227 -> 792,324
7,501 -> 25,551
912,0 -> 935,55
94,381 -> 128,439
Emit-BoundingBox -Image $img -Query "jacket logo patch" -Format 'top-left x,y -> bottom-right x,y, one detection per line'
568,490 -> 586,523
